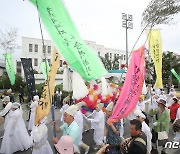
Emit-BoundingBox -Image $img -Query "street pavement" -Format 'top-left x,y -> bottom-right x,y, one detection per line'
0,103 -> 180,154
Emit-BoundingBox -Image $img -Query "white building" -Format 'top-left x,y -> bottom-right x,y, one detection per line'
15,37 -> 127,84
0,62 -> 6,76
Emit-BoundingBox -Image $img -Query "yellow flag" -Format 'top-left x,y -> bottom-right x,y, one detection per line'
147,29 -> 163,89
35,48 -> 60,125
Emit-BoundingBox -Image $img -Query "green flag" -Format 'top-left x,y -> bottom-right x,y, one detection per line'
40,61 -> 50,80
4,53 -> 15,85
171,69 -> 180,82
30,0 -> 107,81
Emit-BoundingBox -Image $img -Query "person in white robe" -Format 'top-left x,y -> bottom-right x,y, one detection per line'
137,95 -> 146,112
28,95 -> 39,131
31,116 -> 53,154
84,103 -> 105,148
155,88 -> 161,95
0,102 -> 32,154
59,96 -> 70,123
169,88 -> 176,97
135,110 -> 152,154
0,96 -> 12,130
167,88 -> 176,107
74,102 -> 89,154
128,95 -> 145,120
159,91 -> 167,101
148,94 -> 159,111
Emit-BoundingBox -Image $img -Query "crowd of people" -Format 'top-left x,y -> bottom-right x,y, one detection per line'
0,86 -> 179,154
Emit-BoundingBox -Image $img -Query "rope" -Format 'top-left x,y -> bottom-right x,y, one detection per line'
35,0 -> 52,105
127,17 -> 159,60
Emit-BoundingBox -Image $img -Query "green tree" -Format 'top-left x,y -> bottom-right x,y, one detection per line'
0,74 -> 26,90
145,51 -> 180,86
100,54 -> 121,70
0,28 -> 18,53
145,57 -> 156,84
142,0 -> 180,27
162,51 -> 180,84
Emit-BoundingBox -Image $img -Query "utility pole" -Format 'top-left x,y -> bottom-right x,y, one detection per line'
122,13 -> 133,68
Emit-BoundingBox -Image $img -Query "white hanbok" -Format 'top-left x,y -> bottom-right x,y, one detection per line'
169,90 -> 176,97
74,110 -> 84,144
142,121 -> 152,153
128,105 -> 140,120
155,88 -> 161,95
31,122 -> 53,154
0,102 -> 12,129
89,110 -> 105,145
138,101 -> 145,112
0,109 -> 32,154
60,104 -> 69,122
148,97 -> 158,111
28,100 -> 38,130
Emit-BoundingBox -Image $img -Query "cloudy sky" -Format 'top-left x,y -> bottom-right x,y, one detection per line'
0,0 -> 180,59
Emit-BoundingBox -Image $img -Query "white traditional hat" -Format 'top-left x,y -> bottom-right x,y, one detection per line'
3,96 -> 10,102
96,103 -> 104,110
106,102 -> 114,111
11,102 -> 21,109
134,110 -> 142,117
138,112 -> 146,119
65,105 -> 78,116
33,95 -> 39,101
157,98 -> 167,107
7,89 -> 12,93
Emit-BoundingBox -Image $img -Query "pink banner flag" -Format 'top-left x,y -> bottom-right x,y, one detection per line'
108,46 -> 145,124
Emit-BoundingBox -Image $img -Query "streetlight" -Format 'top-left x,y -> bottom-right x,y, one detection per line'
122,13 -> 133,67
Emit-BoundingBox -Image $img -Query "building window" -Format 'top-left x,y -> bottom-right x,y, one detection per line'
47,59 -> 51,65
17,68 -> 21,73
48,46 -> 51,54
17,61 -> 21,67
35,44 -> 38,52
98,52 -> 100,56
29,44 -> 33,52
34,58 -> 38,66
124,55 -> 126,60
60,60 -> 63,67
120,54 -> 123,60
110,53 -> 112,59
43,45 -> 46,53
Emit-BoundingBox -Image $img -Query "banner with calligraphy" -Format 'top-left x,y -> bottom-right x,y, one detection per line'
35,48 -> 60,125
40,60 -> 50,80
30,0 -> 107,81
108,46 -> 145,124
171,69 -> 180,82
147,29 -> 163,89
4,53 -> 15,85
21,58 -> 36,100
